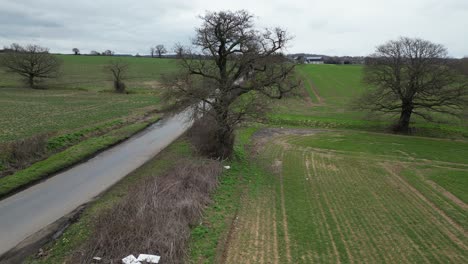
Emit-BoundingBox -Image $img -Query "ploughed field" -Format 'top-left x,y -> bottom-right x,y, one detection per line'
222,129 -> 468,263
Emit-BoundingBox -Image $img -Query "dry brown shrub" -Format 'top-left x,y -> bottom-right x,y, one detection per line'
188,115 -> 235,159
71,159 -> 222,264
0,134 -> 49,176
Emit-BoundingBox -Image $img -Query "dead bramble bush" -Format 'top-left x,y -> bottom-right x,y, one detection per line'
71,159 -> 222,264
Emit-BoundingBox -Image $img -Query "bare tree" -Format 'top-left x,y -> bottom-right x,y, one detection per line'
106,59 -> 129,93
150,47 -> 155,58
3,43 -> 22,52
0,44 -> 62,88
103,50 -> 114,56
162,10 -> 300,158
173,43 -> 184,58
72,48 -> 80,55
90,50 -> 100,55
359,37 -> 467,133
155,44 -> 167,58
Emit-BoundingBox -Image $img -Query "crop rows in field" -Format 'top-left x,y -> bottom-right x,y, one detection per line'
0,88 -> 160,142
223,132 -> 467,263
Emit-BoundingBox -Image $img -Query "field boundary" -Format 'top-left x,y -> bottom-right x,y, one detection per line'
0,117 -> 161,200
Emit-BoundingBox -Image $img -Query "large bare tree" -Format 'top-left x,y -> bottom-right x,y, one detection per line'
163,10 -> 299,158
72,48 -> 80,55
155,44 -> 167,58
0,44 -> 62,88
359,37 -> 467,133
150,47 -> 156,58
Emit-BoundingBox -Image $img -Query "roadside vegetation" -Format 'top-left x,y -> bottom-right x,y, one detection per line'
0,54 -> 173,198
0,115 -> 159,198
26,140 -> 193,263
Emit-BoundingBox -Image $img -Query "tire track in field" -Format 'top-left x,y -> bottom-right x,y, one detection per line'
299,71 -> 324,105
305,153 -> 341,263
317,154 -> 381,263
277,150 -> 293,263
366,161 -> 454,263
327,158 -> 384,263
425,180 -> 468,210
346,162 -> 429,263
309,153 -> 355,264
319,153 -> 443,263
224,143 -> 283,264
348,164 -> 432,263
300,151 -> 329,263
382,163 -> 467,251
378,166 -> 457,263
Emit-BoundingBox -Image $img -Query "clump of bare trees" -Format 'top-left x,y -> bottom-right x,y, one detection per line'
0,44 -> 62,88
162,10 -> 300,158
103,49 -> 114,56
358,37 -> 467,133
106,59 -> 129,93
155,44 -> 167,58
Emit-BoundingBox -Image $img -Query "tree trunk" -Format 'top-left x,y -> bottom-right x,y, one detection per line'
28,75 -> 35,88
214,120 -> 235,159
215,128 -> 234,158
396,104 -> 413,133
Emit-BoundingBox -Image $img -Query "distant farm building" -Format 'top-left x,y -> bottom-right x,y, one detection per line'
305,56 -> 324,64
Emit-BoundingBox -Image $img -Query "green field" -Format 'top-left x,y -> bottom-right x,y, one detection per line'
0,56 -> 177,142
3,59 -> 466,263
217,129 -> 467,263
269,64 -> 468,138
190,64 -> 467,263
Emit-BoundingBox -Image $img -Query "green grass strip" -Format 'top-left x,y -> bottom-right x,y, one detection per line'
0,117 -> 159,198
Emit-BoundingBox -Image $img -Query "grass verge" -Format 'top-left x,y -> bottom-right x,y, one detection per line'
0,115 -> 160,199
189,126 -> 260,263
26,140 -> 192,264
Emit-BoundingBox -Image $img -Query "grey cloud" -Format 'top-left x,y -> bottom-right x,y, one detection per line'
0,0 -> 466,57
0,9 -> 60,28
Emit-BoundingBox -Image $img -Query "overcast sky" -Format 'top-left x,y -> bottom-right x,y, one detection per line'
0,0 -> 467,57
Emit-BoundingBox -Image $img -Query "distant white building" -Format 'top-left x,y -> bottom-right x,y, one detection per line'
305,56 -> 324,64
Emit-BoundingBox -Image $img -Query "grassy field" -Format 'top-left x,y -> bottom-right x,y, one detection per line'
269,64 -> 468,138
215,129 -> 467,263
3,58 -> 466,263
0,56 -> 177,143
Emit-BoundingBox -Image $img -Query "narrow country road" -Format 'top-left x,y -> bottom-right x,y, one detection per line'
0,109 -> 193,258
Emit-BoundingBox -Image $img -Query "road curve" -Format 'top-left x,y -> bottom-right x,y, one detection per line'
0,109 -> 193,257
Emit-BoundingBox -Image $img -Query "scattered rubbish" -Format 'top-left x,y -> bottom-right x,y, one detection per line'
122,254 -> 160,264
224,165 -> 231,169
122,254 -> 140,264
93,256 -> 102,262
137,254 -> 160,263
